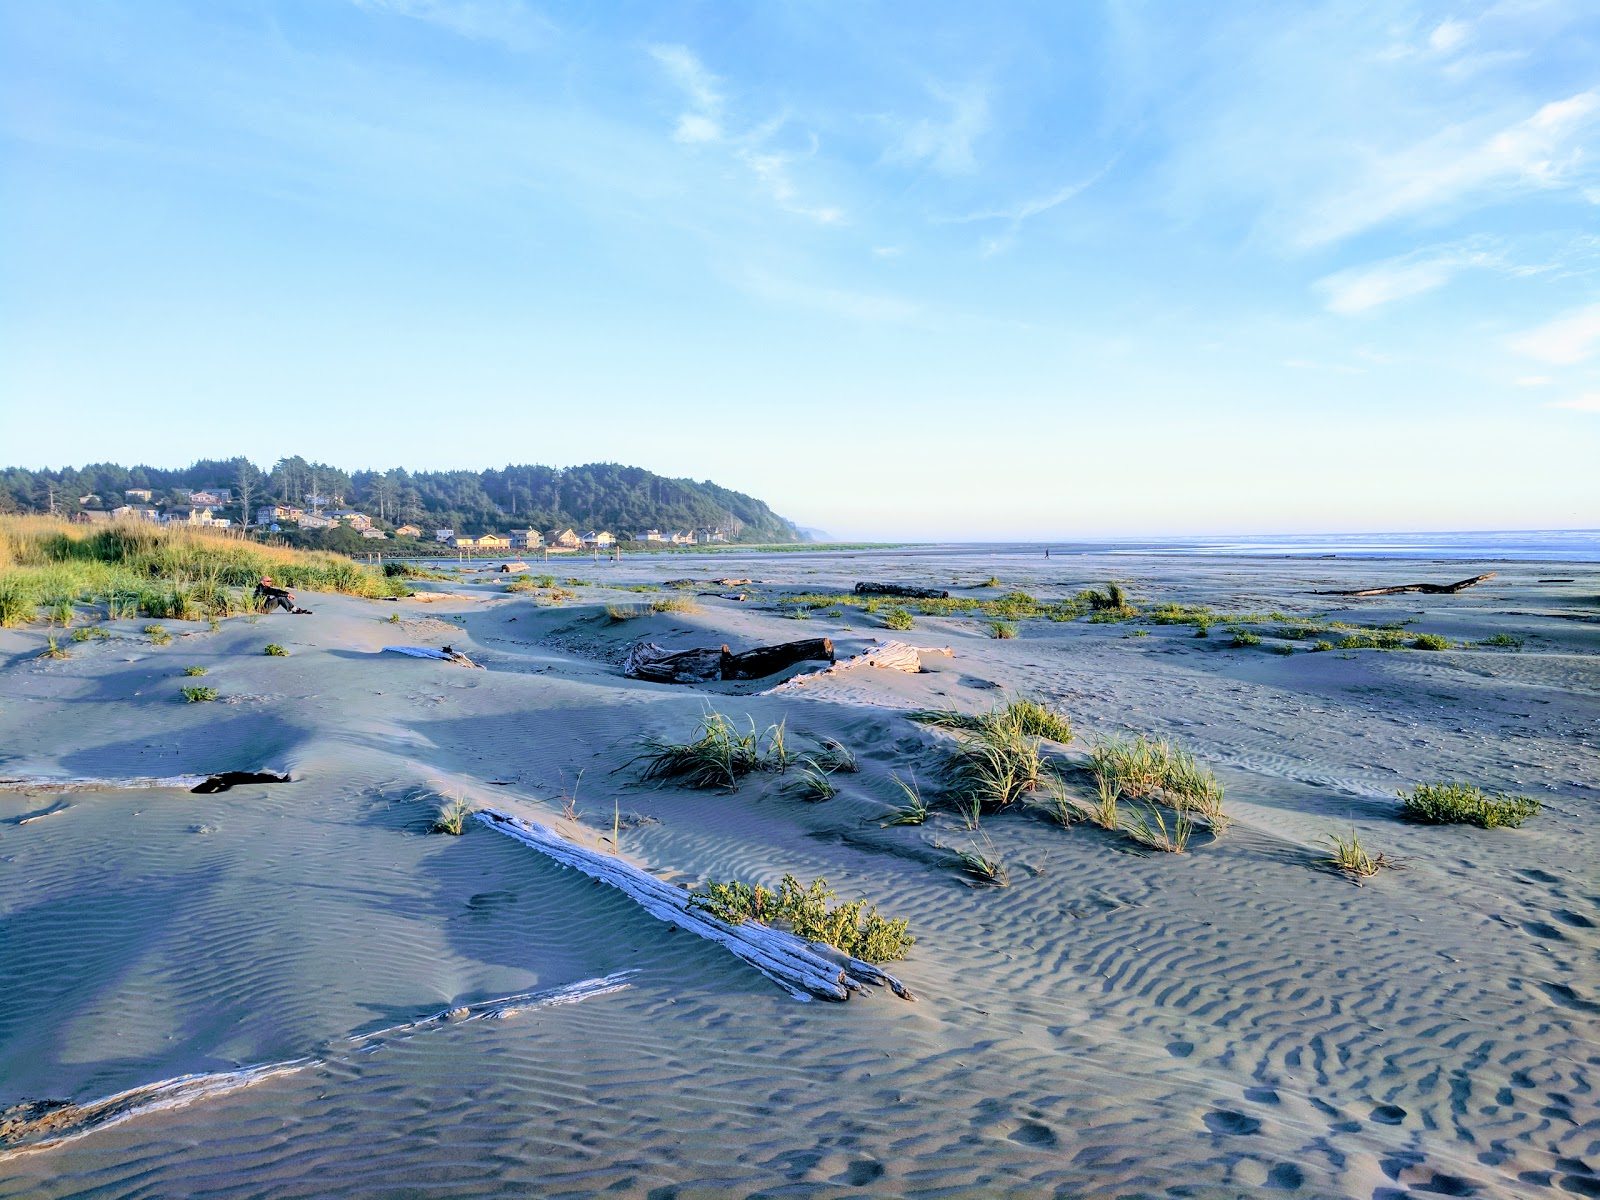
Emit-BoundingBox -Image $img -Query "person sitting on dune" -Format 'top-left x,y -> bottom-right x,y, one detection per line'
255,576 -> 311,615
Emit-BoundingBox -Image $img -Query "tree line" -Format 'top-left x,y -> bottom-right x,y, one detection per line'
0,459 -> 801,543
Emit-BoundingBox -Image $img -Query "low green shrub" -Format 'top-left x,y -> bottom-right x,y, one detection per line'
1399,783 -> 1540,829
1410,633 -> 1451,651
144,624 -> 172,646
181,685 -> 218,703
882,606 -> 914,631
182,665 -> 208,676
1337,629 -> 1408,651
988,619 -> 1017,639
37,635 -> 70,660
263,643 -> 287,656
689,874 -> 913,962
1229,629 -> 1262,647
1481,633 -> 1524,650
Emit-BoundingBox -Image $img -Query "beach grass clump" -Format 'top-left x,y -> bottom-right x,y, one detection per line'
634,711 -> 795,791
182,665 -> 208,676
950,837 -> 1010,887
987,619 -> 1017,639
979,575 -> 1003,587
1319,826 -> 1395,883
263,643 -> 287,656
1273,624 -> 1329,640
1410,633 -> 1451,651
881,773 -> 930,826
70,625 -> 111,642
1122,800 -> 1197,853
37,635 -> 70,660
688,874 -> 913,963
943,711 -> 1048,813
1145,603 -> 1218,629
180,684 -> 218,703
1311,639 -> 1334,652
608,595 -> 702,621
431,796 -> 471,835
1337,628 -> 1409,651
1481,633 -> 1524,650
144,623 -> 172,646
1088,734 -> 1225,828
1271,643 -> 1294,655
1399,783 -> 1540,829
1229,629 -> 1262,647
0,578 -> 38,627
882,605 -> 914,630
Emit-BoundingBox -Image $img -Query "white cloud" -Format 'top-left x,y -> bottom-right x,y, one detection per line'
1547,393 -> 1600,411
740,150 -> 843,224
350,0 -> 549,51
650,44 -> 724,143
1429,19 -> 1471,54
1515,375 -> 1553,387
1316,242 -> 1498,314
1508,303 -> 1600,364
940,159 -> 1116,254
871,246 -> 904,258
1300,89 -> 1600,246
886,85 -> 988,175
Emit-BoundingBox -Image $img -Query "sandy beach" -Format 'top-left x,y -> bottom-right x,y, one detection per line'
2,546 -> 1597,1198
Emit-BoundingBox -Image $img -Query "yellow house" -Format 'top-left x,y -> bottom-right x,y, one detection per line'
395,524 -> 423,537
477,533 -> 509,550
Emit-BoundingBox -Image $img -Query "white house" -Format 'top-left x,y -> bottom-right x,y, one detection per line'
510,528 -> 543,550
124,488 -> 153,502
361,528 -> 387,539
434,528 -> 455,543
580,530 -> 614,548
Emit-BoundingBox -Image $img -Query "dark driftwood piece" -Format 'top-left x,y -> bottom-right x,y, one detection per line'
1317,572 -> 1496,598
0,771 -> 290,795
853,582 -> 949,599
721,638 -> 834,680
624,638 -> 834,683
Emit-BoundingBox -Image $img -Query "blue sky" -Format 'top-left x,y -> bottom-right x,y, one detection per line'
2,1 -> 1598,538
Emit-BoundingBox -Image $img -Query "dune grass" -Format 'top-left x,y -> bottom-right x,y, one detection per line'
882,605 -> 914,630
689,874 -> 914,962
180,684 -> 218,703
144,623 -> 172,646
633,710 -> 795,791
182,665 -> 208,676
1399,783 -> 1540,829
881,773 -> 930,826
1319,826 -> 1395,883
1088,734 -> 1226,830
37,635 -> 70,660
606,595 -> 703,621
910,696 -> 1073,743
987,619 -> 1017,639
0,515 -> 406,628
431,795 -> 471,835
1481,633 -> 1524,650
1410,633 -> 1451,651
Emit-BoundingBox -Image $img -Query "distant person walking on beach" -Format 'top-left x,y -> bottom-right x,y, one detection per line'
255,576 -> 311,614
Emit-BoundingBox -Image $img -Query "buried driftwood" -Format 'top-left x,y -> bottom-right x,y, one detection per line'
763,639 -> 954,693
476,810 -> 913,1002
854,582 -> 949,599
0,973 -> 634,1159
0,771 -> 290,795
382,644 -> 483,668
1316,572 -> 1497,597
623,638 -> 834,684
498,561 -> 530,574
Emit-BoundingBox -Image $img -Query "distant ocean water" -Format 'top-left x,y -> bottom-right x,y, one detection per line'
855,531 -> 1600,563
1033,530 -> 1600,562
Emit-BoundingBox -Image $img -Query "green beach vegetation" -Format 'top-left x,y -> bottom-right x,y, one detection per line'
689,874 -> 913,963
1399,783 -> 1540,828
0,515 -> 406,628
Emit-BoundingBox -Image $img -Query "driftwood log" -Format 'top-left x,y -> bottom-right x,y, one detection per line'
498,562 -> 529,574
382,644 -> 483,668
1316,572 -> 1496,597
476,810 -> 912,1002
0,771 -> 290,794
854,582 -> 949,599
624,638 -> 835,683
763,639 -> 954,693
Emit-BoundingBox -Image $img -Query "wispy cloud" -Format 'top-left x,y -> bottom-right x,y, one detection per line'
650,43 -> 724,143
740,269 -> 918,322
885,84 -> 989,175
939,159 -> 1116,254
1299,89 -> 1600,246
739,149 -> 844,224
1316,240 -> 1501,314
1547,393 -> 1600,412
350,0 -> 550,51
1508,303 -> 1600,364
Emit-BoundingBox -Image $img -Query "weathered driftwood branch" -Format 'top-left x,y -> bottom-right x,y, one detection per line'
624,638 -> 835,683
1316,572 -> 1496,597
476,810 -> 913,1002
498,562 -> 529,574
854,582 -> 949,599
763,639 -> 954,693
722,637 -> 834,680
382,644 -> 483,668
0,771 -> 289,795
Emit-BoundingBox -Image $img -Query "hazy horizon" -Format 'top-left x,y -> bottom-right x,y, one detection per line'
4,2 -> 1598,539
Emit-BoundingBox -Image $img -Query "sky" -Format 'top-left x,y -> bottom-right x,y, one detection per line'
2,1 -> 1598,539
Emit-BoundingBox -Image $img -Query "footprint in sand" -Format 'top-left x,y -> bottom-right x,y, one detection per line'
1166,1040 -> 1194,1058
1204,1110 -> 1263,1136
1005,1121 -> 1059,1149
1370,1103 -> 1407,1125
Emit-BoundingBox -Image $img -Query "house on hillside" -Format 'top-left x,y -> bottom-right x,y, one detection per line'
256,504 -> 304,526
125,488 -> 153,502
299,513 -> 337,530
670,531 -> 696,546
434,528 -> 454,543
580,530 -> 614,548
113,504 -> 160,522
189,488 -> 231,507
509,528 -> 543,550
395,524 -> 423,538
451,534 -> 478,549
326,510 -> 373,531
545,528 -> 581,550
162,506 -> 213,526
696,528 -> 728,544
361,528 -> 387,539
477,533 -> 509,550
640,529 -> 666,543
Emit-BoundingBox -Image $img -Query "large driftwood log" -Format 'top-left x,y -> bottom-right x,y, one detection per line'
624,642 -> 724,683
476,810 -> 913,1002
853,582 -> 949,599
721,638 -> 834,680
763,639 -> 954,693
624,638 -> 835,683
0,771 -> 289,795
1317,572 -> 1497,597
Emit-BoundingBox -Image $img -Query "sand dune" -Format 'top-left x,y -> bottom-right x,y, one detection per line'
1,548 -> 1596,1197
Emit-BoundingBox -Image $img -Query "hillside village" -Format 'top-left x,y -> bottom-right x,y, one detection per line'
69,487 -> 733,551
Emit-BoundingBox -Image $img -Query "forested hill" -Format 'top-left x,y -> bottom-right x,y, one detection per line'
0,460 -> 803,543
